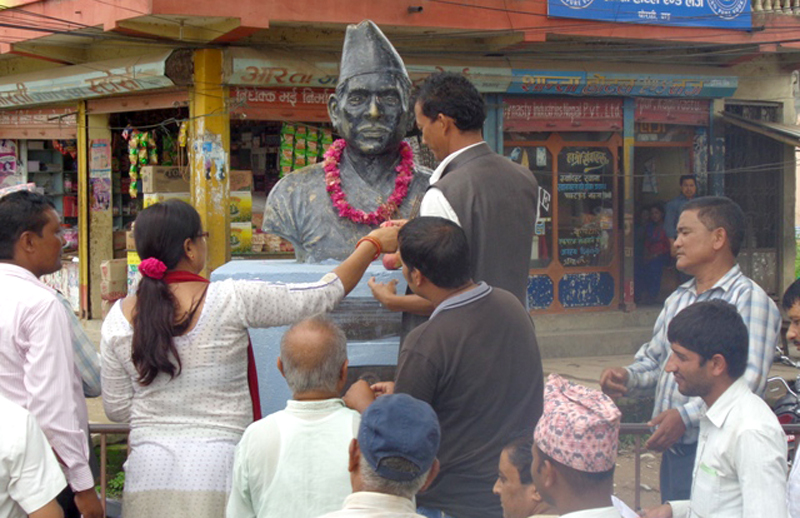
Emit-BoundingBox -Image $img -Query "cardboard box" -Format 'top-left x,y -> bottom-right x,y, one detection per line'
113,230 -> 126,251
230,170 -> 253,192
126,229 -> 136,250
143,192 -> 191,209
141,166 -> 189,193
230,191 -> 252,223
230,222 -> 252,254
100,258 -> 128,302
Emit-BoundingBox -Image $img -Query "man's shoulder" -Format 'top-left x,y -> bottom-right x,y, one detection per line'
267,163 -> 326,195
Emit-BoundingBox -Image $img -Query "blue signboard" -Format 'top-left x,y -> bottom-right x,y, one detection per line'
507,70 -> 738,98
548,0 -> 751,30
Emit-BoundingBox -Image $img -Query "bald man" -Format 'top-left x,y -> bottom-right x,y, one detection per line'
227,317 -> 360,518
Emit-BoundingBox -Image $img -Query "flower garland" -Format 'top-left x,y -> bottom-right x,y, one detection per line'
323,139 -> 415,226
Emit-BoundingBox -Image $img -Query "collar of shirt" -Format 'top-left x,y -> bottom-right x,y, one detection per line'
428,141 -> 486,184
342,492 -> 417,513
285,398 -> 347,414
704,377 -> 749,429
0,263 -> 45,285
677,264 -> 742,296
430,281 -> 491,320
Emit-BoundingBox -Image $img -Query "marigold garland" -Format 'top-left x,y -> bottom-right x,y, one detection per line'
322,139 -> 415,226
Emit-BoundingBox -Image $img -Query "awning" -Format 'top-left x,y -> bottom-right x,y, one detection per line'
0,51 -> 177,109
721,112 -> 800,147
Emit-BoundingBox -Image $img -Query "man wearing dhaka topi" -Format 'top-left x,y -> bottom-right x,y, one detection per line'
263,20 -> 430,263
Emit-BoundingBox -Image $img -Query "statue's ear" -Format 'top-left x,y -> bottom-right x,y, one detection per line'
328,94 -> 342,133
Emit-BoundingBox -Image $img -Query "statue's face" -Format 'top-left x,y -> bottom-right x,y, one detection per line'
329,72 -> 411,155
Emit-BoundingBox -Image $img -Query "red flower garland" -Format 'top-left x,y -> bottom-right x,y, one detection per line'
323,139 -> 415,226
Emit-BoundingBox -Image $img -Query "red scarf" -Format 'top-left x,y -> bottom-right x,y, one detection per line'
164,270 -> 262,421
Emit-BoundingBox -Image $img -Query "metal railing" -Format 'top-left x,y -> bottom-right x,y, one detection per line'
88,422 -> 800,514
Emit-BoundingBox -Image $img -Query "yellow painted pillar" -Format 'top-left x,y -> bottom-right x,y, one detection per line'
190,49 -> 230,273
77,101 -> 90,318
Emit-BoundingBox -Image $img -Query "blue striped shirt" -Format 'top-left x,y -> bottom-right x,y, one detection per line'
625,264 -> 780,445
55,291 -> 102,398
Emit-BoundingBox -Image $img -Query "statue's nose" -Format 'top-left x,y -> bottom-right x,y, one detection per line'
368,97 -> 380,118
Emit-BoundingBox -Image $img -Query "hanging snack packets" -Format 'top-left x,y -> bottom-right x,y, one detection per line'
278,123 -> 296,178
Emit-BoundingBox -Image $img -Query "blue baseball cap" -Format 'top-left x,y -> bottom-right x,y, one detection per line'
359,394 -> 441,482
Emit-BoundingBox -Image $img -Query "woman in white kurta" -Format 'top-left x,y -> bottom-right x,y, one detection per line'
101,199 -> 395,518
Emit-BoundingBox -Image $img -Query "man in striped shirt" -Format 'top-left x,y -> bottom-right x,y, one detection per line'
600,196 -> 780,503
0,191 -> 103,518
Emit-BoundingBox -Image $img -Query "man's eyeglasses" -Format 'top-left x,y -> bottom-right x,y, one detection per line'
197,232 -> 209,239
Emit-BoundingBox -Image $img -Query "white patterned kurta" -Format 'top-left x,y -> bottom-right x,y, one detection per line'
101,274 -> 345,518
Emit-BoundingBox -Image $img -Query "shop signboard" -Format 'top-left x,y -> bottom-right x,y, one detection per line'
0,107 -> 77,139
230,87 -> 334,122
634,98 -> 710,126
0,52 -> 175,108
227,49 -> 511,92
504,98 -> 623,132
507,70 -> 738,98
547,0 -> 751,30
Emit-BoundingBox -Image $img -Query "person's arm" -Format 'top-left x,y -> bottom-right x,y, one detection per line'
9,411 -> 67,518
28,500 -> 64,518
624,304 -> 672,393
100,323 -> 134,423
233,227 -> 399,328
332,226 -> 398,294
367,278 -> 434,316
418,187 -> 460,225
738,427 -> 789,518
56,292 -> 102,398
22,298 -> 94,493
734,288 -> 781,396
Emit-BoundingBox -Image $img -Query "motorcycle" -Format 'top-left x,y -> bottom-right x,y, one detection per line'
767,350 -> 800,465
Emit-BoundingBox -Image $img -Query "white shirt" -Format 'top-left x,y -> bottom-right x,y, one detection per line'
317,491 -> 426,518
418,141 -> 485,224
670,377 -> 788,518
788,449 -> 800,518
0,263 -> 93,491
0,395 -> 66,518
227,398 -> 359,518
560,507 -> 621,518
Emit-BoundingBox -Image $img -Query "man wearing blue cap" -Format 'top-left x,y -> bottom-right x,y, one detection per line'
319,394 -> 441,518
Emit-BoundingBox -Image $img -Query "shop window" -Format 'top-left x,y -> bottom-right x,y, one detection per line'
557,147 -> 615,268
505,144 -> 553,269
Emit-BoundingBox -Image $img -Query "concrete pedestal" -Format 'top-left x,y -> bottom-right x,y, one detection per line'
211,259 -> 407,415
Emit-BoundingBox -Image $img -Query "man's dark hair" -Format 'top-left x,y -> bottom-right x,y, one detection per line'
783,279 -> 800,310
680,196 -> 745,257
667,300 -> 748,379
398,217 -> 471,289
679,174 -> 696,186
0,190 -> 55,260
538,448 -> 614,488
413,72 -> 486,132
504,432 -> 534,485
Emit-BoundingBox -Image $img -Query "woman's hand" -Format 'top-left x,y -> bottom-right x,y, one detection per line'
367,226 -> 399,254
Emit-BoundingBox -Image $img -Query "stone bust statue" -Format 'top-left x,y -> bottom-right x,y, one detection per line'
262,20 -> 431,262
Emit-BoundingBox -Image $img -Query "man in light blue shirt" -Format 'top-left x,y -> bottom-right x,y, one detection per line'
600,196 -> 780,503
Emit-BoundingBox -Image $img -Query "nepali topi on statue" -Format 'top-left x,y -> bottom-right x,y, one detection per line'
262,20 -> 431,263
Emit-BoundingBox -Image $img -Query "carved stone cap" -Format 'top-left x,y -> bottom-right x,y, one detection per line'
338,20 -> 410,85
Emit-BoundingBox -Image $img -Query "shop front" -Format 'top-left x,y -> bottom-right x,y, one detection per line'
503,97 -> 623,312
